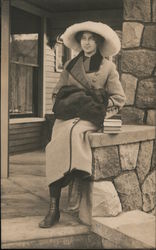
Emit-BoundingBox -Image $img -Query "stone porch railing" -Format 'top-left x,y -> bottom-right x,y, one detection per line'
74,125 -> 156,225
120,0 -> 156,126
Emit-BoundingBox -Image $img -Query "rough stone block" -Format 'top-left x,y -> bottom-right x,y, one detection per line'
121,50 -> 156,77
121,73 -> 137,105
142,170 -> 156,212
152,0 -> 156,22
142,25 -> 156,49
121,107 -> 145,125
114,171 -> 142,211
146,110 -> 156,126
92,182 -> 122,217
119,142 -> 139,170
122,22 -> 143,48
79,180 -> 122,225
136,141 -> 153,184
136,78 -> 156,109
123,0 -> 151,22
92,146 -> 121,180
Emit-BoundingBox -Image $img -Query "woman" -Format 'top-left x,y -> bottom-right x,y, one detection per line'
39,21 -> 126,228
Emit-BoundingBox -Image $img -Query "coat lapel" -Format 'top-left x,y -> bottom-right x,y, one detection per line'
66,52 -> 91,90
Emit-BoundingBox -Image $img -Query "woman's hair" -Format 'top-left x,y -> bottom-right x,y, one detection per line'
75,31 -> 104,47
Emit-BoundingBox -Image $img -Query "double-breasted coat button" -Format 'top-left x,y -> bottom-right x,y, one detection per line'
73,118 -> 79,124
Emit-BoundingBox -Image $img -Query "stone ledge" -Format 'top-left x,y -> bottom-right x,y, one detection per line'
90,125 -> 155,148
2,214 -> 98,249
2,233 -> 102,249
92,210 -> 155,249
2,214 -> 90,244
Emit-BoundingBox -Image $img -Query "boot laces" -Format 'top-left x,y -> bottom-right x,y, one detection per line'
49,199 -> 57,212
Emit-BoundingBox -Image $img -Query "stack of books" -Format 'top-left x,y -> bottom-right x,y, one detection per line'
103,115 -> 122,134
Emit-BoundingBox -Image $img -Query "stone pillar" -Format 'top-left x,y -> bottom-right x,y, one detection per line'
121,0 -> 156,125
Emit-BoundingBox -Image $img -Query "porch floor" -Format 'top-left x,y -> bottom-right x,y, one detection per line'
2,150 -> 70,219
1,150 -> 95,249
1,150 -> 155,249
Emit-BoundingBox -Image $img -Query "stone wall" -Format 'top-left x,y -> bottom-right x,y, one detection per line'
77,126 -> 156,225
92,140 -> 155,214
120,0 -> 156,125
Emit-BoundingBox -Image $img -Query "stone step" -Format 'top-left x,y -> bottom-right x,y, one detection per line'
1,213 -> 102,249
9,150 -> 45,165
91,210 -> 155,249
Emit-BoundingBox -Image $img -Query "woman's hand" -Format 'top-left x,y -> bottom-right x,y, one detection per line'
86,88 -> 109,105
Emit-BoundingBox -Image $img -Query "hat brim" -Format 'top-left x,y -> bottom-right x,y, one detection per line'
62,21 -> 121,57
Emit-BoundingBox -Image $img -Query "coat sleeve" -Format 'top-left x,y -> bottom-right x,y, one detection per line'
105,62 -> 126,118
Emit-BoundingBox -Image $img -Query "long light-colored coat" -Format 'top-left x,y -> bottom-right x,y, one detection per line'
46,57 -> 126,185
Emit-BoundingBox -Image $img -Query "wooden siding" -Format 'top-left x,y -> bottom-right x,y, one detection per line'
9,122 -> 45,154
45,44 -> 60,113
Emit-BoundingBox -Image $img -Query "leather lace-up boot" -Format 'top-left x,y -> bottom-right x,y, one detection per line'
39,197 -> 60,228
39,173 -> 73,228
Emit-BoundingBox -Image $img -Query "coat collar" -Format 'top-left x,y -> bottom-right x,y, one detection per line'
66,51 -> 89,89
66,51 -> 103,89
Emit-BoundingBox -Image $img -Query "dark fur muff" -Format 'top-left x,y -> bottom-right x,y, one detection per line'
53,85 -> 109,128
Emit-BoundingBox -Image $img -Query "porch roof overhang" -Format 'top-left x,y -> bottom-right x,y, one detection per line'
10,0 -> 123,43
26,0 -> 123,13
11,0 -> 123,18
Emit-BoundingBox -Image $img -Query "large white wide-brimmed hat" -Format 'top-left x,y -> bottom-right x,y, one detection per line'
62,21 -> 121,57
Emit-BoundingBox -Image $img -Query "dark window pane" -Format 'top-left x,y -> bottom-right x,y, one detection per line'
10,34 -> 39,65
9,63 -> 33,114
9,6 -> 41,117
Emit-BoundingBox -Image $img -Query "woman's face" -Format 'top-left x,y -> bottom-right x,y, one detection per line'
80,32 -> 97,56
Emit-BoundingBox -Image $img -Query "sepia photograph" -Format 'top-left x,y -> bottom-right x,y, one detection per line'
1,0 -> 156,249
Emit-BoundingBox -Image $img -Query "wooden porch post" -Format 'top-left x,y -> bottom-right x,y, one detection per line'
1,0 -> 10,178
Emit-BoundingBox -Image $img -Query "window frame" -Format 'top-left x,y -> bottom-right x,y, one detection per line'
9,6 -> 44,119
